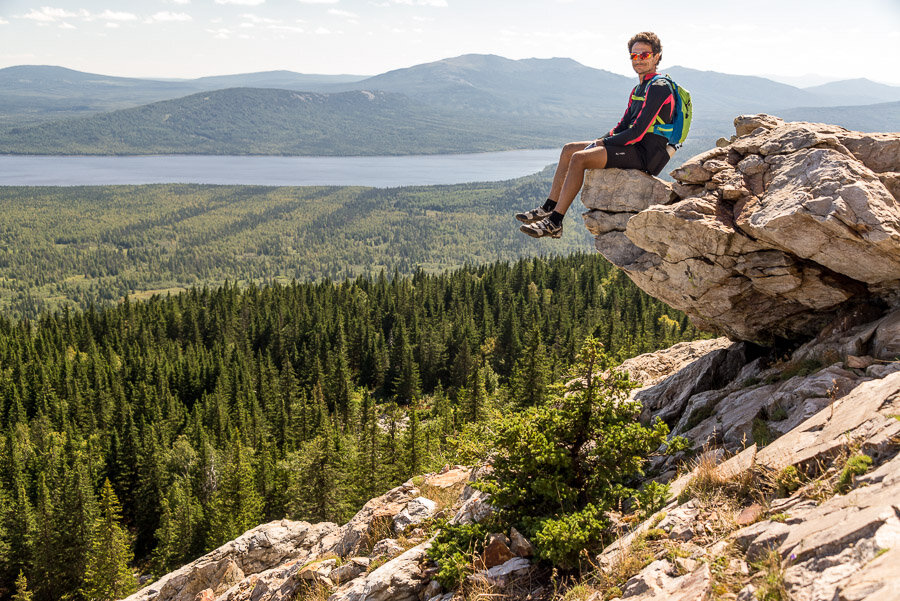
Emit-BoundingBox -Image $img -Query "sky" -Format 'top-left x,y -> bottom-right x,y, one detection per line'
1,0 -> 899,86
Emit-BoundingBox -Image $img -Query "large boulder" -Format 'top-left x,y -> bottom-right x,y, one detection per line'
581,116 -> 900,344
124,520 -> 338,601
328,542 -> 431,601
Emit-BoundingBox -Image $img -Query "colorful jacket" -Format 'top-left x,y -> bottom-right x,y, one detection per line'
602,72 -> 675,147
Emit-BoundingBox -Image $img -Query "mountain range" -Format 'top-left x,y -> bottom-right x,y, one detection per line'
1,55 -> 898,156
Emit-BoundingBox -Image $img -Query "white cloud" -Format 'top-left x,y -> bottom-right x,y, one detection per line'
0,18 -> 8,25
58,21 -> 76,29
329,8 -> 358,18
215,0 -> 265,5
206,27 -> 232,38
297,0 -> 339,4
165,0 -> 191,4
241,13 -> 280,24
98,10 -> 138,22
19,7 -> 78,22
315,26 -> 331,33
391,0 -> 448,5
106,22 -> 118,28
146,11 -> 192,22
271,24 -> 305,32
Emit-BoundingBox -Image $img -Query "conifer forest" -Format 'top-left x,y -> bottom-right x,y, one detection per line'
0,250 -> 702,599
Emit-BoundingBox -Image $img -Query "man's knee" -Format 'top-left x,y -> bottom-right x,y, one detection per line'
563,141 -> 588,155
569,147 -> 606,170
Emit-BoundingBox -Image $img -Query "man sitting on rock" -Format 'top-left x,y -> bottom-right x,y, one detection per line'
518,31 -> 676,238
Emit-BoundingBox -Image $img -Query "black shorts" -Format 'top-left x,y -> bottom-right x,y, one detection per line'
599,137 -> 672,176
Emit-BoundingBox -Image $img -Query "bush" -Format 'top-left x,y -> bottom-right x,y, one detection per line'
426,522 -> 488,589
837,454 -> 872,492
635,481 -> 671,520
475,337 -> 669,569
775,465 -> 801,496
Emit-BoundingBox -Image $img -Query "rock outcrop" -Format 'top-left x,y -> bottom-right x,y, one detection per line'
582,116 -> 900,344
126,314 -> 899,601
123,520 -> 338,601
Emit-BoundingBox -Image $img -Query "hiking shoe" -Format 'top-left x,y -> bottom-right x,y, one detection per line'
515,206 -> 551,224
520,217 -> 562,239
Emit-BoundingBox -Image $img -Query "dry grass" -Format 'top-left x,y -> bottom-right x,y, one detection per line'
751,549 -> 791,601
420,480 -> 468,516
455,555 -> 549,601
587,532 -> 657,600
361,514 -> 395,555
290,580 -> 333,601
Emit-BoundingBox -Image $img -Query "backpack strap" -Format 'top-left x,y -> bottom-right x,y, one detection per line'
647,74 -> 679,143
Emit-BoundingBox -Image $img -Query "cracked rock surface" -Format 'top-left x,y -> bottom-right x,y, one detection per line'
581,115 -> 900,344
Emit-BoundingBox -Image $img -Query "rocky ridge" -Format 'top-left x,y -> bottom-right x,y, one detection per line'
124,314 -> 900,601
582,115 -> 900,344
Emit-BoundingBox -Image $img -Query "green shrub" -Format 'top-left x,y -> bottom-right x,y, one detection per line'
475,337 -> 669,569
635,481 -> 671,520
531,503 -> 609,567
775,465 -> 802,496
426,522 -> 488,589
837,454 -> 872,492
665,436 -> 691,455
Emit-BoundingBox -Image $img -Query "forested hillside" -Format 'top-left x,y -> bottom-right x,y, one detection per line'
0,252 -> 704,599
0,171 -> 594,319
0,87 -> 567,156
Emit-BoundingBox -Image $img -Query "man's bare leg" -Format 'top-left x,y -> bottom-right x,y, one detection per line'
553,144 -> 608,216
520,144 -> 609,238
548,141 -> 594,202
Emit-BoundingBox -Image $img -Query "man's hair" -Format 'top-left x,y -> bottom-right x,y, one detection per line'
628,31 -> 662,63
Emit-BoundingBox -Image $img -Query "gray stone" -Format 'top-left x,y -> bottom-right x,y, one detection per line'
449,489 -> 493,525
328,542 -> 430,601
618,560 -> 712,600
370,538 -> 405,560
393,496 -> 437,533
125,520 -> 338,601
581,168 -> 672,212
583,209 -> 634,236
330,558 -> 369,586
509,527 -> 534,558
469,557 -> 532,589
421,580 -> 442,600
734,114 -> 785,137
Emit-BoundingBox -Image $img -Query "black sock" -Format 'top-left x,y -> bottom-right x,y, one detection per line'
542,198 -> 557,212
548,211 -> 564,226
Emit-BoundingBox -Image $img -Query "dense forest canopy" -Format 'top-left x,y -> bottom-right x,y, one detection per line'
0,252 -> 704,599
0,174 -> 597,320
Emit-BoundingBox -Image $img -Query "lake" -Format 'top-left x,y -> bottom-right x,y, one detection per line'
0,149 -> 560,187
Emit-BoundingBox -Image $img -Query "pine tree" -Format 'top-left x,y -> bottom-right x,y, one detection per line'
81,479 -> 137,601
403,403 -> 423,478
206,435 -> 263,548
509,326 -> 551,408
12,570 -> 32,601
464,363 -> 487,423
1,437 -> 35,589
151,477 -> 204,575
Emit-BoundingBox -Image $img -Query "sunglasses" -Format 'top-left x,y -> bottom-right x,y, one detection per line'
630,51 -> 654,60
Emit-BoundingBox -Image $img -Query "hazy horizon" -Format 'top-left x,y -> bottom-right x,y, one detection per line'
1,0 -> 898,86
4,56 -> 899,91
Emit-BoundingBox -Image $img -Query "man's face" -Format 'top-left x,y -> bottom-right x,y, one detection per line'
630,41 -> 659,76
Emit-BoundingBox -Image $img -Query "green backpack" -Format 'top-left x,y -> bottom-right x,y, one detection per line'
648,74 -> 692,148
